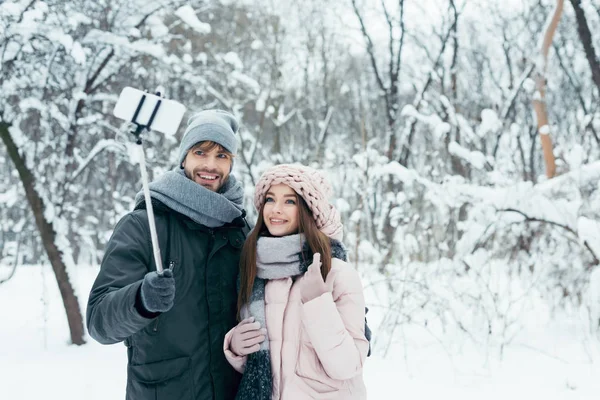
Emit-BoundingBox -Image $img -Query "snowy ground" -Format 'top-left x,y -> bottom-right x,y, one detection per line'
2,264 -> 600,399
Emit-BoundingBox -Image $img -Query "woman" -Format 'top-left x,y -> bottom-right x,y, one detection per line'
223,164 -> 368,399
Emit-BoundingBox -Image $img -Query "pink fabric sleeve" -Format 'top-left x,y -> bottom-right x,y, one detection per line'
301,265 -> 368,381
223,326 -> 247,374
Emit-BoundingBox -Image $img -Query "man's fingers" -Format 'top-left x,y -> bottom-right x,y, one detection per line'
238,317 -> 255,325
160,269 -> 173,278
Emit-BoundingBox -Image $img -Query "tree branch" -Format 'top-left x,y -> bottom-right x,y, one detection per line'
398,18 -> 457,166
498,208 -> 599,265
350,0 -> 388,98
380,0 -> 395,84
394,0 -> 405,80
568,0 -> 600,94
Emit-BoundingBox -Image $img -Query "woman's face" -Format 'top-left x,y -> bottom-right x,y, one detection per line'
263,184 -> 299,237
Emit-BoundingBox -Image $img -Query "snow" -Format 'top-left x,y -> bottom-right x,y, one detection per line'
251,39 -> 263,50
179,53 -> 191,64
0,2 -> 22,17
478,109 -> 501,137
223,52 -> 244,70
229,70 -> 261,94
147,15 -> 169,38
565,144 -> 585,169
2,265 -> 600,399
448,141 -> 487,170
335,198 -> 351,213
578,217 -> 600,260
0,186 -> 18,206
523,78 -> 536,93
401,104 -> 449,140
70,42 -> 86,64
376,161 -> 418,185
3,0 -> 600,398
82,30 -> 166,59
175,5 -> 212,35
256,90 -> 269,112
539,125 -> 551,135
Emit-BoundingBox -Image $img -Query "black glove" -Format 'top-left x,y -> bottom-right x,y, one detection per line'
139,269 -> 175,313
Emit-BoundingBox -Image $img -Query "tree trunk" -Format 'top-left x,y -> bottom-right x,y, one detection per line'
532,86 -> 556,178
532,0 -> 563,179
569,0 -> 600,94
0,122 -> 85,345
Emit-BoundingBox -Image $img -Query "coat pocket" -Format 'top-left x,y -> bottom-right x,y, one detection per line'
295,343 -> 342,399
127,356 -> 193,400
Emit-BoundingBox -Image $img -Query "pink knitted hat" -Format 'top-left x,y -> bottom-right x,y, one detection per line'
254,164 -> 343,241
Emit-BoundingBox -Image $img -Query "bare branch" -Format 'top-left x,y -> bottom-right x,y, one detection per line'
492,64 -> 535,158
568,0 -> 600,94
398,18 -> 458,165
350,0 -> 388,96
498,208 -> 599,265
69,139 -> 127,183
394,0 -> 405,80
554,43 -> 600,144
380,0 -> 395,82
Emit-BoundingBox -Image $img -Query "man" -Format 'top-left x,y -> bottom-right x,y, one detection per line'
87,109 -> 248,400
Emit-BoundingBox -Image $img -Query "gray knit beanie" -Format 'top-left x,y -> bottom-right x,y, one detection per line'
178,109 -> 239,166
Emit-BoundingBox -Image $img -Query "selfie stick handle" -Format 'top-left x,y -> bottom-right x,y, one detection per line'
131,91 -> 164,274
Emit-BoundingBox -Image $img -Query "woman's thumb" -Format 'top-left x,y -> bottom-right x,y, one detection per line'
312,253 -> 321,266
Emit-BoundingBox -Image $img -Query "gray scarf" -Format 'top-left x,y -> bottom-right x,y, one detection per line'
236,233 -> 307,400
134,168 -> 244,227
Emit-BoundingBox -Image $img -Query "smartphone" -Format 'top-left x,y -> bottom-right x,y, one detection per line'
113,87 -> 186,136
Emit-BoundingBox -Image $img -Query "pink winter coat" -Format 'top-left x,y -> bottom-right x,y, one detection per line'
224,258 -> 369,399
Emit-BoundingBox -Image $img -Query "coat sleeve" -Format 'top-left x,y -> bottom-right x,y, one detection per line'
86,213 -> 156,344
223,327 -> 248,373
301,261 -> 368,381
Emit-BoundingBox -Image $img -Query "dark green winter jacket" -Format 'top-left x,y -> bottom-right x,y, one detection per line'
87,199 -> 248,400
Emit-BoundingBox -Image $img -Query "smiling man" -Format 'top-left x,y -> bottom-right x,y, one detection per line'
87,110 -> 248,400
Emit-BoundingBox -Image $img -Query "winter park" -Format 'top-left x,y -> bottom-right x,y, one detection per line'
2,0 -> 600,399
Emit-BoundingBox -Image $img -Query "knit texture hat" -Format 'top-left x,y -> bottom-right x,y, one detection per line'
254,164 -> 343,240
177,109 -> 239,166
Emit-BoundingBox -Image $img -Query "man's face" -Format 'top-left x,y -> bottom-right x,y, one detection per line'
182,142 -> 232,192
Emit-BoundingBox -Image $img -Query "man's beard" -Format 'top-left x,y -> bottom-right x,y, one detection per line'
186,166 -> 229,192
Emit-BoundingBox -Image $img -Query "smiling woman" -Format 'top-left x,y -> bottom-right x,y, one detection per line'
263,184 -> 300,236
225,164 -> 368,400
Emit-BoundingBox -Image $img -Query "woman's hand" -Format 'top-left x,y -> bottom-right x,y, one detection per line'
300,253 -> 333,303
230,317 -> 266,356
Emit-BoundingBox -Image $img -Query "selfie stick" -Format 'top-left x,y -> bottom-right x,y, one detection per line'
130,90 -> 164,274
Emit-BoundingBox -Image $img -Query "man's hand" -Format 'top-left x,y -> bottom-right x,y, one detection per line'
300,253 -> 332,303
230,317 -> 266,356
140,269 -> 175,313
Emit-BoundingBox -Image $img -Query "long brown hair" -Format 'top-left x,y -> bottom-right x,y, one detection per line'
237,194 -> 332,320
